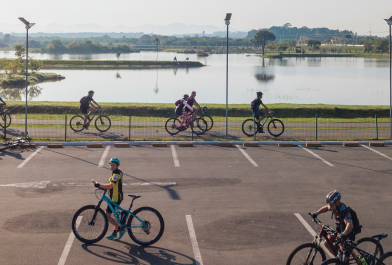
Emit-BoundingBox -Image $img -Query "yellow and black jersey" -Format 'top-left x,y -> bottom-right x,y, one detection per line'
108,169 -> 123,203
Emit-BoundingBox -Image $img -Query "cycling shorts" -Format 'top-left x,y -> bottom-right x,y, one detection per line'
80,106 -> 89,114
175,107 -> 184,117
253,110 -> 265,120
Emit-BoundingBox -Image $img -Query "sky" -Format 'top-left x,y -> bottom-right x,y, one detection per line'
1,0 -> 392,36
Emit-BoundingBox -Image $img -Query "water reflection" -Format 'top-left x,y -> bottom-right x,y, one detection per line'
173,67 -> 177,76
307,58 -> 322,67
0,86 -> 43,101
267,58 -> 291,67
115,71 -> 121,79
254,65 -> 275,83
154,70 -> 159,94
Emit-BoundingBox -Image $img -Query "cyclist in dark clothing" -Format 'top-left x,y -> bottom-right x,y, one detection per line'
185,91 -> 200,112
80,90 -> 100,129
251,91 -> 272,133
311,190 -> 355,259
175,94 -> 193,129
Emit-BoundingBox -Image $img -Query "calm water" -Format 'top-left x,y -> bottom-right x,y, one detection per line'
0,51 -> 390,105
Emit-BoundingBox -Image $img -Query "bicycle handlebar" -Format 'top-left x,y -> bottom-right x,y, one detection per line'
308,213 -> 337,235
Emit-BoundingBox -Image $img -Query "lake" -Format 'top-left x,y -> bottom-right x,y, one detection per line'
0,51 -> 390,105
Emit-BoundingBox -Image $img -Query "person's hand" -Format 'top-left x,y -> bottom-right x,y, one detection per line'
94,182 -> 100,188
337,233 -> 347,240
310,212 -> 318,219
269,110 -> 274,114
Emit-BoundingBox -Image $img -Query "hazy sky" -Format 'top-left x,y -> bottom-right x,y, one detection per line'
2,0 -> 392,36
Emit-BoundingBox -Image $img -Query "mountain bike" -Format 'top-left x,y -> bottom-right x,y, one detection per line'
242,113 -> 284,137
197,107 -> 213,131
70,107 -> 111,132
0,105 -> 11,129
321,235 -> 388,265
1,135 -> 32,151
377,251 -> 392,265
165,109 -> 207,135
72,179 -> 164,245
286,213 -> 385,265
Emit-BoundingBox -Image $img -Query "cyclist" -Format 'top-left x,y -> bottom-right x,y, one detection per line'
80,90 -> 100,129
250,91 -> 272,133
185,91 -> 200,113
310,190 -> 355,259
175,94 -> 193,128
93,158 -> 126,240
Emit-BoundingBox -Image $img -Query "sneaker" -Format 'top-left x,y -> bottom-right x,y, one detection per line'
106,231 -> 118,240
117,228 -> 127,240
258,127 -> 265,133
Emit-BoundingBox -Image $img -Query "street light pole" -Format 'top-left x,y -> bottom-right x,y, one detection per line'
385,17 -> 392,139
18,17 -> 35,137
224,13 -> 232,139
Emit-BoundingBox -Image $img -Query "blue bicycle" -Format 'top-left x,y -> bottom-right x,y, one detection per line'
72,179 -> 164,245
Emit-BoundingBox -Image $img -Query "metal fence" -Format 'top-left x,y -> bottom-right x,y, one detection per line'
1,114 -> 391,141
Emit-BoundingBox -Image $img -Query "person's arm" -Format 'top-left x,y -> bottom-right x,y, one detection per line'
340,219 -> 354,237
314,205 -> 331,216
99,183 -> 113,189
261,103 -> 271,112
90,100 -> 99,108
184,101 -> 193,112
193,100 -> 200,108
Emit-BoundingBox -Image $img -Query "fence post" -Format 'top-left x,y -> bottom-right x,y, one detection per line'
253,113 -> 256,141
375,114 -> 378,140
315,114 -> 318,141
65,115 -> 67,142
3,113 -> 6,139
129,115 -> 131,141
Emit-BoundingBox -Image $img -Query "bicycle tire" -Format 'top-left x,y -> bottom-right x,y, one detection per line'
191,117 -> 207,135
0,112 -> 11,128
268,119 -> 284,137
127,206 -> 164,246
165,118 -> 181,135
286,242 -> 327,265
376,251 -> 392,265
72,205 -> 108,244
70,115 -> 85,132
321,258 -> 344,265
242,119 -> 259,137
95,115 -> 111,132
354,237 -> 384,263
200,115 -> 213,131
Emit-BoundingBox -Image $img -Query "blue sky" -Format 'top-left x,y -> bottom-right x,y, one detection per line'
2,0 -> 392,36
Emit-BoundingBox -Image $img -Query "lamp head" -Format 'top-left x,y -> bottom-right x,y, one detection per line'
18,17 -> 35,29
224,13 -> 232,25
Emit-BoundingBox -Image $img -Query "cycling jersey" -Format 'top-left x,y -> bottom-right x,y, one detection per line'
80,96 -> 93,109
250,98 -> 263,113
185,97 -> 196,112
334,203 -> 354,238
176,99 -> 193,115
108,169 -> 123,203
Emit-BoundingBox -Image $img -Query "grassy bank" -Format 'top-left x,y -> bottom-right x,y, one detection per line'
40,60 -> 204,69
0,72 -> 65,88
2,101 -> 390,118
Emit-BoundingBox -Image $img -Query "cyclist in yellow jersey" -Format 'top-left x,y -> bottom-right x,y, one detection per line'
93,157 -> 126,240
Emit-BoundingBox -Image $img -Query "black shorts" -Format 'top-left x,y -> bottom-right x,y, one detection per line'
175,107 -> 184,117
106,200 -> 122,214
80,106 -> 89,114
252,110 -> 265,120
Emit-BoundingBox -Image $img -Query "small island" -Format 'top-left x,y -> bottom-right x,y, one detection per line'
0,72 -> 65,88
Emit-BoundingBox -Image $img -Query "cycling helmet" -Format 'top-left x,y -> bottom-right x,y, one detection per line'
326,190 -> 341,204
88,90 -> 95,95
191,91 -> 196,96
109,157 -> 120,165
256,91 -> 263,97
183,94 -> 189,99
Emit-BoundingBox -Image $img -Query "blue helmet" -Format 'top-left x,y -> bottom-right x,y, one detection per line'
109,157 -> 120,165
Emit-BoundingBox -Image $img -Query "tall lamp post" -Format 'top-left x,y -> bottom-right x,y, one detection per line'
384,16 -> 392,139
18,17 -> 35,137
224,13 -> 232,139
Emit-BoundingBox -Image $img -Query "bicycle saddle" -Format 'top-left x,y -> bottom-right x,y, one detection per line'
371,233 -> 388,239
128,195 -> 141,199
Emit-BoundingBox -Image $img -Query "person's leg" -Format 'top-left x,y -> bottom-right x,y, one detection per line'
323,240 -> 335,256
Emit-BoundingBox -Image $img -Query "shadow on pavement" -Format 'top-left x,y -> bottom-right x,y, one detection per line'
82,243 -> 196,265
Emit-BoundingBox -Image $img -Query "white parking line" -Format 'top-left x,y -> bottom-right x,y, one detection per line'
17,146 -> 44,168
98,146 -> 110,167
361,145 -> 392,161
298,145 -> 334,167
294,213 -> 334,258
171,145 -> 180,167
58,216 -> 82,265
186,215 -> 203,265
235,145 -> 258,167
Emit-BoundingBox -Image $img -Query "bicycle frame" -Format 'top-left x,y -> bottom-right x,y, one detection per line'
86,109 -> 101,124
93,190 -> 146,230
338,240 -> 380,265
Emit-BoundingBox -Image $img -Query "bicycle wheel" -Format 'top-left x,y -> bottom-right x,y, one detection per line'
377,251 -> 392,265
353,237 -> 384,263
201,115 -> 213,131
242,119 -> 258,137
191,117 -> 207,135
72,205 -> 108,244
95,115 -> 111,132
268,119 -> 285,137
321,258 -> 344,264
70,115 -> 85,132
286,243 -> 327,265
165,118 -> 181,135
0,112 -> 11,128
127,207 -> 164,246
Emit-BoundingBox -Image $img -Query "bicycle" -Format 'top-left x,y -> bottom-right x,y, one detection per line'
165,109 -> 207,136
242,112 -> 284,137
72,179 -> 164,245
1,135 -> 32,151
321,235 -> 388,265
70,107 -> 111,132
286,213 -> 385,265
0,105 -> 11,129
377,251 -> 392,265
197,107 -> 213,131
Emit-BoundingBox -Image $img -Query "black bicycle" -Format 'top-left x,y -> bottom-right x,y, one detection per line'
70,107 -> 111,132
242,113 -> 284,137
1,135 -> 32,151
0,105 -> 11,129
377,251 -> 392,265
197,107 -> 213,131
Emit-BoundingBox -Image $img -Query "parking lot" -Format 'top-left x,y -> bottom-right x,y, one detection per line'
0,143 -> 391,264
